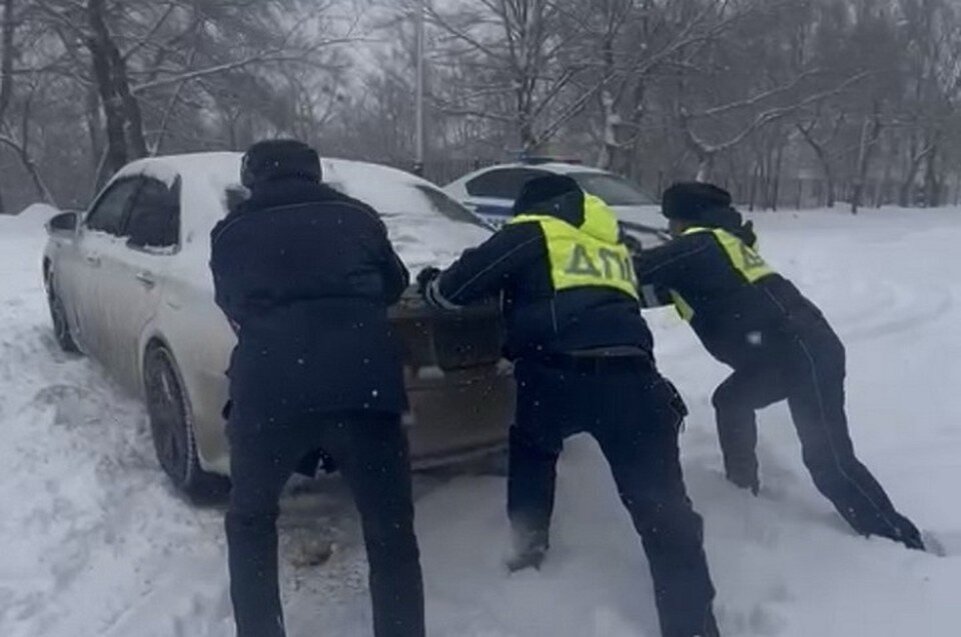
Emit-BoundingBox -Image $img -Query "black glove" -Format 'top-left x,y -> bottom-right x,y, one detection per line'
416,266 -> 442,296
622,234 -> 644,255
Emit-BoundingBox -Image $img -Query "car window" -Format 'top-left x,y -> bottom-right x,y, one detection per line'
125,177 -> 181,249
465,168 -> 547,199
413,185 -> 487,227
85,179 -> 140,235
570,172 -> 656,206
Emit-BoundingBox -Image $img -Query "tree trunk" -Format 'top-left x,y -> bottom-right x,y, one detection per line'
851,105 -> 883,215
876,150 -> 894,208
85,85 -> 103,173
87,0 -> 147,176
1,0 -> 15,214
771,141 -> 784,211
0,0 -> 14,119
0,137 -> 55,204
898,147 -> 926,207
695,153 -> 713,182
825,168 -> 836,208
797,126 -> 836,208
748,161 -> 760,211
108,41 -> 148,159
87,24 -> 128,177
923,144 -> 942,207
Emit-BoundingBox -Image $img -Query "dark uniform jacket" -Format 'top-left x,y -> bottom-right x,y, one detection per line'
210,178 -> 409,420
429,196 -> 655,360
634,228 -> 831,369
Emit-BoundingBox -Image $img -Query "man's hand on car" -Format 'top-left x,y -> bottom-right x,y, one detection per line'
622,234 -> 644,256
416,266 -> 442,297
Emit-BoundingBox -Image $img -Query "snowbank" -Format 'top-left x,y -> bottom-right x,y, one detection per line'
1,207 -> 959,636
2,202 -> 62,232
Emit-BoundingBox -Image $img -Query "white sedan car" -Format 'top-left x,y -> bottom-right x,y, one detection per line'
444,161 -> 669,247
43,153 -> 513,500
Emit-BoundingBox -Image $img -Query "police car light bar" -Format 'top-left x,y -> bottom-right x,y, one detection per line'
518,155 -> 583,166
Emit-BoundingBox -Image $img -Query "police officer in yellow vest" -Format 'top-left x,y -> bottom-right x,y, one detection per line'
634,182 -> 924,551
418,175 -> 719,637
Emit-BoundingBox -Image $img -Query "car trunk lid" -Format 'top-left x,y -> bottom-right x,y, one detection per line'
390,288 -> 503,372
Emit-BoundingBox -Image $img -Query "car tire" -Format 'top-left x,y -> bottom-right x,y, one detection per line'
45,273 -> 80,354
143,344 -> 229,503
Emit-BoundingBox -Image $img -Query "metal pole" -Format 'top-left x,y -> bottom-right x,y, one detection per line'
414,0 -> 425,176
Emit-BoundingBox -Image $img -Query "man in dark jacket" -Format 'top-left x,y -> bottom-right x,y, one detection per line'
634,182 -> 924,550
210,140 -> 424,637
420,175 -> 719,637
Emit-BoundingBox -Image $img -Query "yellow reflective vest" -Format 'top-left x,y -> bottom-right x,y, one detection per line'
670,226 -> 775,321
509,194 -> 639,300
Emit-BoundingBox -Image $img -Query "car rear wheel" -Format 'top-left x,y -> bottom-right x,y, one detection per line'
45,273 -> 80,354
144,344 -> 229,502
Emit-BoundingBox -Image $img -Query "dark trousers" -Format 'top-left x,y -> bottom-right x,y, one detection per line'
226,412 -> 424,637
712,327 -> 922,547
509,357 -> 717,637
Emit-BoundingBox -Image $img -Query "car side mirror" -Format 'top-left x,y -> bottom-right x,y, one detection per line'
47,211 -> 78,234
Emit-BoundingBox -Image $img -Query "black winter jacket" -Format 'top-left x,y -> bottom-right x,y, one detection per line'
431,217 -> 655,360
634,231 -> 833,369
210,178 -> 410,420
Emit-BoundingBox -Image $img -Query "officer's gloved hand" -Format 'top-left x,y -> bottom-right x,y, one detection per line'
622,234 -> 644,256
416,266 -> 442,297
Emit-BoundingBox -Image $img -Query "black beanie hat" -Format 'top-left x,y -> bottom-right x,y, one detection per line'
661,182 -> 732,221
512,174 -> 587,228
241,139 -> 322,188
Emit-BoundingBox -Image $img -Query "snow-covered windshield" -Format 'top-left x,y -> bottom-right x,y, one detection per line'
331,180 -> 485,229
322,160 -> 491,271
571,172 -> 657,206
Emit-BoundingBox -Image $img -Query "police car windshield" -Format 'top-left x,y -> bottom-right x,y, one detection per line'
571,173 -> 656,206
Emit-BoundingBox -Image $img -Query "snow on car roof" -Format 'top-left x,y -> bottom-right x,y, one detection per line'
113,152 -> 490,272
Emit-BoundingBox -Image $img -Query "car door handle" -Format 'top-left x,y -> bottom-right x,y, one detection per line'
84,255 -> 101,267
135,272 -> 157,289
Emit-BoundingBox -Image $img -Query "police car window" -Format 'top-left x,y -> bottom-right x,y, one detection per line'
125,177 -> 181,249
413,185 -> 487,227
571,173 -> 656,206
85,179 -> 140,236
465,168 -> 546,199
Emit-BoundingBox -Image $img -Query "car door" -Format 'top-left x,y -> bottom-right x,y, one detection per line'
71,178 -> 142,356
463,168 -> 546,228
96,176 -> 181,393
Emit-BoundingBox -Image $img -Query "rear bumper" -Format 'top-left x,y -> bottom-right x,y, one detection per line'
195,362 -> 515,477
404,362 -> 514,464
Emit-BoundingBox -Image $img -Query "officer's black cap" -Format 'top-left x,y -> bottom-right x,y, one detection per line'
661,182 -> 732,221
513,174 -> 585,226
241,139 -> 322,189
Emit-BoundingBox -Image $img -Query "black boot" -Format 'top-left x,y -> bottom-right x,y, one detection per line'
697,607 -> 721,637
507,528 -> 549,573
725,469 -> 759,496
891,518 -> 925,551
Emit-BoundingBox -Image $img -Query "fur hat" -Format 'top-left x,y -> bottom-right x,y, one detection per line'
241,139 -> 321,188
513,174 -> 585,226
661,182 -> 732,221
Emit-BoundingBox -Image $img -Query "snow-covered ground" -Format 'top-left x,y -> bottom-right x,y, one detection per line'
1,206 -> 959,637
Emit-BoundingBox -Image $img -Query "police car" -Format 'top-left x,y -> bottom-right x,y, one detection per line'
443,158 -> 669,248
